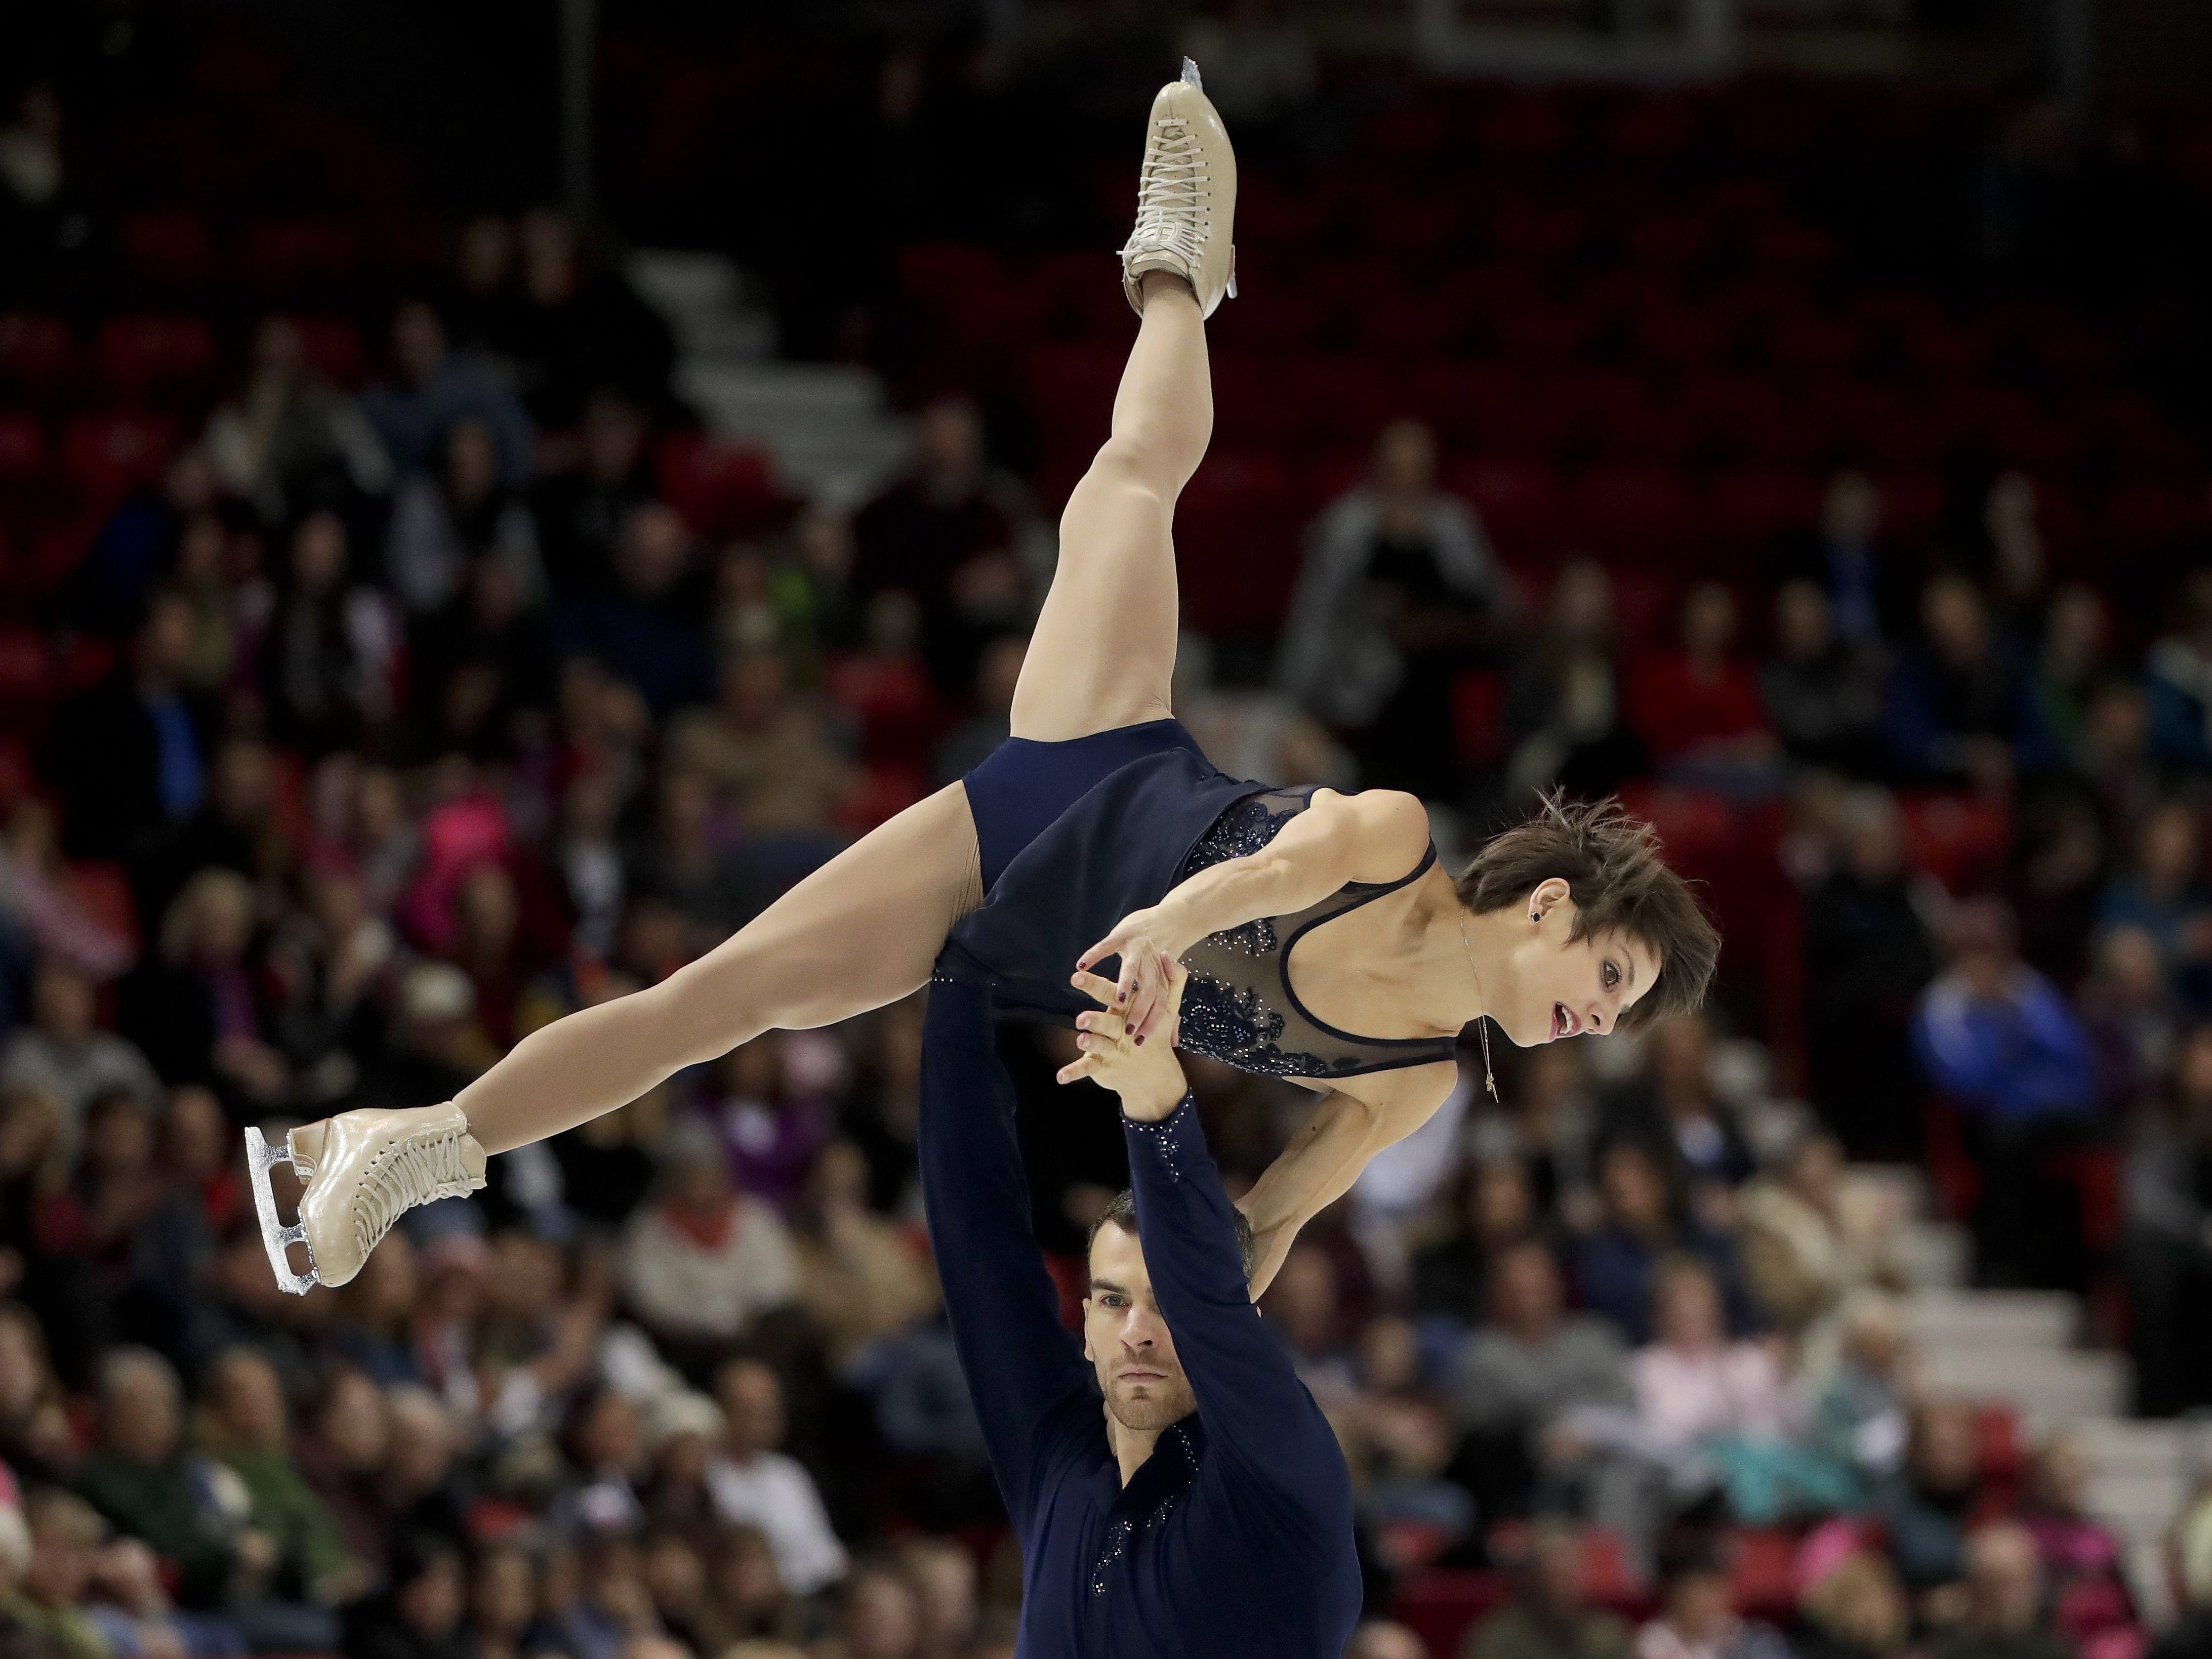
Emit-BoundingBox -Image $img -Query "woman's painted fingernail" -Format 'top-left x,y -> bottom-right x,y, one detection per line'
1134,1034 -> 1145,1046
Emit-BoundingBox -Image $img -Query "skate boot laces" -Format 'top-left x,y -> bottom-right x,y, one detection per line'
1123,115 -> 1210,271
352,1125 -> 481,1259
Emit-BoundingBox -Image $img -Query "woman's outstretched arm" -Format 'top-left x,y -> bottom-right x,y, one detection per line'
1235,1061 -> 1457,1297
1078,787 -> 1433,1040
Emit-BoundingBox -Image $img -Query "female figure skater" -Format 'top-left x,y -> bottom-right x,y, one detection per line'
249,64 -> 1719,1299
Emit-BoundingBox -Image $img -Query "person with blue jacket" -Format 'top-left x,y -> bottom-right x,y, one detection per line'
917,957 -> 1362,1657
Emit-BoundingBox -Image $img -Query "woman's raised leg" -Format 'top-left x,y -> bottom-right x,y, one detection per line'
260,782 -> 981,1290
1009,68 -> 1236,742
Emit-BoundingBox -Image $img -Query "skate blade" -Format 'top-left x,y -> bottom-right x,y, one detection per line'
1181,57 -> 1202,90
242,1127 -> 320,1296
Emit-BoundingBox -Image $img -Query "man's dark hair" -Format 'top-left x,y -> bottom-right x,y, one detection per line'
1456,792 -> 1719,1027
1087,1188 -> 1257,1280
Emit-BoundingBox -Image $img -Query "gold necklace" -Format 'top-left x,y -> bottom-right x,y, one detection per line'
1457,913 -> 1500,1105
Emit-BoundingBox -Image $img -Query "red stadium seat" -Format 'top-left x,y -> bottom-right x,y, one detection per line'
236,218 -> 361,293
898,244 -> 1004,305
2103,481 -> 2208,553
0,413 -> 44,479
0,626 -> 54,712
1898,791 -> 2011,892
1764,311 -> 1865,374
654,434 -> 783,539
94,315 -> 221,400
1631,302 -> 1731,368
121,209 -> 219,286
1449,458 -> 1565,557
1571,462 -> 1696,556
61,411 -> 177,509
292,317 -> 366,386
1728,1528 -> 1800,1622
63,861 -> 140,953
0,314 -> 74,396
1173,449 -> 1305,636
1707,468 -> 1821,551
1392,1568 -> 1512,1659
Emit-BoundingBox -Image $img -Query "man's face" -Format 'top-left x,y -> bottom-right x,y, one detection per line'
1083,1223 -> 1196,1433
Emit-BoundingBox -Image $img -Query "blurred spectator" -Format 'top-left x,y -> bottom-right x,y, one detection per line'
1886,1399 -> 1989,1590
1885,574 -> 2046,790
0,83 -> 90,298
1795,1548 -> 1911,1659
1912,898 -> 2096,1288
0,802 -> 134,996
385,418 -> 546,618
1448,1238 -> 1632,1526
664,652 -> 859,850
1275,418 -> 1511,799
1800,786 -> 1938,1159
204,317 -> 392,526
1347,1620 -> 1428,1659
1629,584 -> 1778,791
706,1358 -> 849,1597
260,511 -> 401,758
1761,579 -> 1886,778
532,390 -> 657,596
0,960 -> 160,1152
2122,1022 -> 2212,1413
822,1561 -> 917,1659
196,1348 -> 365,1609
75,1348 -> 264,1615
57,449 -> 221,640
1741,1131 -> 1902,1352
788,1140 -> 937,1367
619,1123 -> 797,1358
1933,1523 -> 2074,1659
1409,1153 -> 1541,1327
2149,571 -> 2212,776
1779,471 -> 1908,647
2098,801 -> 2207,969
133,734 -> 280,936
892,1534 -> 976,1659
851,396 -> 1040,697
1460,1522 -> 1631,1659
2031,585 -> 2111,767
2079,923 -> 2177,1112
361,300 -> 534,487
1597,1015 -> 1754,1228
1809,1296 -> 1912,1510
1633,1531 -> 1793,1659
554,505 -> 713,716
294,1367 -> 390,1573
1507,562 -> 1648,802
44,590 -> 216,862
2154,1484 -> 2212,1659
340,1533 -> 468,1659
1575,1141 -> 1755,1345
2017,1436 -> 2134,1637
504,210 -> 676,428
118,868 -> 286,1105
1976,473 -> 2052,651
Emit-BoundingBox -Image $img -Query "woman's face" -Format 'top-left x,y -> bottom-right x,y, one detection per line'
1488,887 -> 1659,1047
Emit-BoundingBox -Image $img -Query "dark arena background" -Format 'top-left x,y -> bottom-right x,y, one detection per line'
5,0 -> 2212,1654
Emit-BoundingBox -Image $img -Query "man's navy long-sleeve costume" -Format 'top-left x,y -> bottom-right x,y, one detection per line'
918,980 -> 1362,1658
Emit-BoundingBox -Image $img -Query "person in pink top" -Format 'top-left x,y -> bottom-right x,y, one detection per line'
1632,1255 -> 1793,1451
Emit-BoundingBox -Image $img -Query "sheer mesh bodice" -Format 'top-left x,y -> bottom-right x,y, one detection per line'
1172,788 -> 1462,1080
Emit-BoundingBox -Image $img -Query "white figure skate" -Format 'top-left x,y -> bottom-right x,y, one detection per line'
244,1103 -> 487,1293
1120,59 -> 1239,319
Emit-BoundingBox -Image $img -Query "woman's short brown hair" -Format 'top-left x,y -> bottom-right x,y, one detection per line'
1456,793 -> 1719,1026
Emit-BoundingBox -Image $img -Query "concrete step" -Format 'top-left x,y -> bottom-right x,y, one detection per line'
677,361 -> 913,507
628,250 -> 775,362
1914,1346 -> 2127,1429
1906,1288 -> 2079,1350
2074,1416 -> 2203,1477
1896,1221 -> 1970,1291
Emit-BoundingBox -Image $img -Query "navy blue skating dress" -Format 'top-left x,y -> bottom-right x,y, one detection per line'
937,717 -> 1458,1080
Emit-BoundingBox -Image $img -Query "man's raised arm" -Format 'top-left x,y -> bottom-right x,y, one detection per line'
917,979 -> 1097,1530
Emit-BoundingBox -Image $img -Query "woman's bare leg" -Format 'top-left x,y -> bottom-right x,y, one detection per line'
456,782 -> 981,1153
1009,270 -> 1212,742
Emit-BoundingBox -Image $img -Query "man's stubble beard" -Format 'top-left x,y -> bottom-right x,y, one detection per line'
1106,1375 -> 1196,1433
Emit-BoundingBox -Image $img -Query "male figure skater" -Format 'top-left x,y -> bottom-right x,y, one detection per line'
918,960 -> 1361,1657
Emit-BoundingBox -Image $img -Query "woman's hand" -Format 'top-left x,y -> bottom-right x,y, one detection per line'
1060,967 -> 1188,1122
1076,907 -> 1189,1044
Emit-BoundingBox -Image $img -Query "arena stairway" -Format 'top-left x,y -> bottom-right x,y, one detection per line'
629,248 -> 914,507
1856,1166 -> 2194,1625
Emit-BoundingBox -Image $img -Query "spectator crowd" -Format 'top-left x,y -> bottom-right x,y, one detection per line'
9,12 -> 2212,1659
